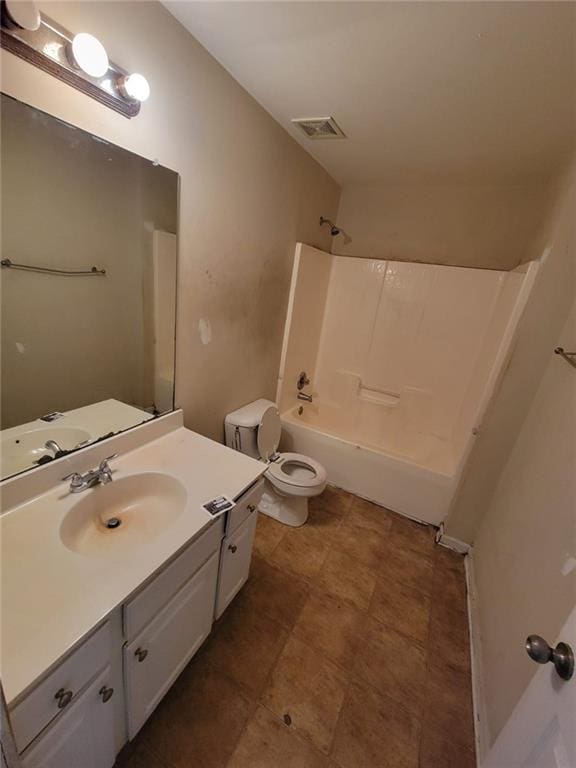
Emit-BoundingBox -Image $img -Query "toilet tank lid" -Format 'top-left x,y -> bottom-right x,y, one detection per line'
224,398 -> 278,428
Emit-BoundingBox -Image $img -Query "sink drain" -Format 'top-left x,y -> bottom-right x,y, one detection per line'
105,517 -> 122,530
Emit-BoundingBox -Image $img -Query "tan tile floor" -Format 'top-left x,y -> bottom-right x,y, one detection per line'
117,487 -> 476,768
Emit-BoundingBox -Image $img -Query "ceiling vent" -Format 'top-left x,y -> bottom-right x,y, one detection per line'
291,116 -> 346,140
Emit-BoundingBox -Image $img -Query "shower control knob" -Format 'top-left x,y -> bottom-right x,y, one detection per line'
525,635 -> 574,681
297,371 -> 310,391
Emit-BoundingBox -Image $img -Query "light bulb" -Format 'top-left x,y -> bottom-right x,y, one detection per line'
70,33 -> 109,78
4,0 -> 41,31
119,73 -> 151,102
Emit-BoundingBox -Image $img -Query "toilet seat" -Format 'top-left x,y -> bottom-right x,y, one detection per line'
265,452 -> 327,497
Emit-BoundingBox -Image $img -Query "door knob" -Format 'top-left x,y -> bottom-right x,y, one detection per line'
525,635 -> 574,681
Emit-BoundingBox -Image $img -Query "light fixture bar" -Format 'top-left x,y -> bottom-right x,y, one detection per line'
0,12 -> 143,118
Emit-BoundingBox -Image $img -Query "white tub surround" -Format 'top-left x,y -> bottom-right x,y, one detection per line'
277,244 -> 538,524
0,411 -> 265,707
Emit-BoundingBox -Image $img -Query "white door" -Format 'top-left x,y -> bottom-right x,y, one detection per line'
483,608 -> 576,768
215,509 -> 258,619
124,552 -> 219,739
21,668 -> 116,768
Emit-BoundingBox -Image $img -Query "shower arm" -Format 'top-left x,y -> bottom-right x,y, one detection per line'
319,216 -> 352,245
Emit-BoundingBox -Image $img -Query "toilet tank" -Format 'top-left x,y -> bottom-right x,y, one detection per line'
224,398 -> 277,459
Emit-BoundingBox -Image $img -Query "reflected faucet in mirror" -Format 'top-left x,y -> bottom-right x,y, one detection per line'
44,439 -> 66,458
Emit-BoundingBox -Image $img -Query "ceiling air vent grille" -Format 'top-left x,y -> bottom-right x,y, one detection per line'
291,116 -> 346,140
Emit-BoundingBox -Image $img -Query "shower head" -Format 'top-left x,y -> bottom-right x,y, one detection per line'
319,216 -> 352,245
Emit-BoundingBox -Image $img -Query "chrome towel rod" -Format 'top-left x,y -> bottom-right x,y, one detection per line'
1,258 -> 106,276
554,347 -> 576,370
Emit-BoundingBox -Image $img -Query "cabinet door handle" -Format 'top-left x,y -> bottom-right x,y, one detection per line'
247,504 -> 256,513
99,686 -> 114,703
54,688 -> 73,709
134,647 -> 148,662
228,544 -> 237,553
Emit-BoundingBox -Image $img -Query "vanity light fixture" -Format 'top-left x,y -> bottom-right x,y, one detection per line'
0,2 -> 150,118
118,73 -> 151,103
69,32 -> 109,78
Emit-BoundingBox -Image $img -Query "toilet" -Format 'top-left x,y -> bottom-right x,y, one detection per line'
225,399 -> 327,527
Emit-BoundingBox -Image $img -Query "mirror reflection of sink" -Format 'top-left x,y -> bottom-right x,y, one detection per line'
60,473 -> 188,559
0,427 -> 91,477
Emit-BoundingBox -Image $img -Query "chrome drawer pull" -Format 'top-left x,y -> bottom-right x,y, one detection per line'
99,686 -> 114,703
228,544 -> 237,553
54,688 -> 73,709
247,504 -> 256,513
134,647 -> 148,662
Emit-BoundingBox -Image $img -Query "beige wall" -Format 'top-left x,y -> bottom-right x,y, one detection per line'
334,183 -> 554,270
474,291 -> 576,746
444,156 -> 575,748
0,1 -> 340,441
446,157 -> 576,543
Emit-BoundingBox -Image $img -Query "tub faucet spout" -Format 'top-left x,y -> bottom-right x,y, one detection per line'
298,392 -> 313,403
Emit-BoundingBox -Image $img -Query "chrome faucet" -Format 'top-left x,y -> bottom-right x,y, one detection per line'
297,392 -> 313,403
62,455 -> 117,493
45,439 -> 63,456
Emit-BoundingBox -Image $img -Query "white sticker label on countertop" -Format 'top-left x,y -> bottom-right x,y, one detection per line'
202,495 -> 235,517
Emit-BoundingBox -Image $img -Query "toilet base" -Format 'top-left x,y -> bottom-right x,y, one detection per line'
258,487 -> 309,527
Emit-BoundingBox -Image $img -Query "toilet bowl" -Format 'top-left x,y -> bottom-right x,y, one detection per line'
224,399 -> 327,527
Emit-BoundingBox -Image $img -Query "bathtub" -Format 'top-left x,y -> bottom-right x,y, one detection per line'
279,401 -> 456,525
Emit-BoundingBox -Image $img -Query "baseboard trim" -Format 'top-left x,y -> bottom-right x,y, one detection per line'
435,523 -> 471,554
465,549 -> 490,765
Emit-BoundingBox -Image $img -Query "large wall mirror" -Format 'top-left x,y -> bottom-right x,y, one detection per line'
0,94 -> 179,480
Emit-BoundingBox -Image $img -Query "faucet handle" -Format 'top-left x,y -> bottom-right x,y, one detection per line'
62,472 -> 83,489
99,454 -> 118,470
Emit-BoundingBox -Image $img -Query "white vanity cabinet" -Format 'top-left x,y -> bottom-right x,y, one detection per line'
215,477 -> 263,619
9,617 -> 122,761
7,479 -> 264,764
216,509 -> 258,618
124,552 -> 219,738
21,668 -> 116,768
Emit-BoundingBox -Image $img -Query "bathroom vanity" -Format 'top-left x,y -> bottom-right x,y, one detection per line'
0,93 -> 263,766
0,412 -> 266,766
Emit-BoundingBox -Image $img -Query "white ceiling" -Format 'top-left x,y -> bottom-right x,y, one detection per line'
164,2 -> 576,186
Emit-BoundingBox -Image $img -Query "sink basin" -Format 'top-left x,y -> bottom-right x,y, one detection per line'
0,427 -> 91,478
59,473 -> 188,559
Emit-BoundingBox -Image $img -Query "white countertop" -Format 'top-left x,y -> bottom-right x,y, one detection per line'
0,425 -> 265,705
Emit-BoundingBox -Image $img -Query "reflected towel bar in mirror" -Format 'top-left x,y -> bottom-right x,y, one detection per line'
1,258 -> 106,276
554,347 -> 576,369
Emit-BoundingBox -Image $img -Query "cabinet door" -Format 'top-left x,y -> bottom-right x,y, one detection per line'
21,668 -> 116,768
124,551 -> 219,739
215,508 -> 258,619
